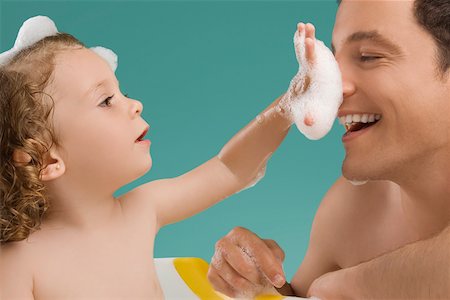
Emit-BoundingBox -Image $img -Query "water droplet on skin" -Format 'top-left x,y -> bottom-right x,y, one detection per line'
275,105 -> 285,115
256,114 -> 265,124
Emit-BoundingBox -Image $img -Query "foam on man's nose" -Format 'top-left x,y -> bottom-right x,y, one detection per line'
283,28 -> 343,140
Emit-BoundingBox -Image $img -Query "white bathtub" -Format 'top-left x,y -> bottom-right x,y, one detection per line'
154,257 -> 307,300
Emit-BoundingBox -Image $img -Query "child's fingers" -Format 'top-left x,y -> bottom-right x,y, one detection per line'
305,23 -> 316,64
305,23 -> 316,40
293,22 -> 316,95
305,37 -> 316,64
297,22 -> 305,36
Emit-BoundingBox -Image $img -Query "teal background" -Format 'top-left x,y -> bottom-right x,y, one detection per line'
0,0 -> 343,280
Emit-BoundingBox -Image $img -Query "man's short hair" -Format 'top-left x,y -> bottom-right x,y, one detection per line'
336,0 -> 450,75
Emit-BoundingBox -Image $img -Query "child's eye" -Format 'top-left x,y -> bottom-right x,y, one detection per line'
99,95 -> 114,107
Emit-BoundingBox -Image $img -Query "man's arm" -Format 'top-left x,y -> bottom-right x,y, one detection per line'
308,224 -> 450,299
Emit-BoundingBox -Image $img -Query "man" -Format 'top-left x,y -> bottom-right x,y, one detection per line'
207,0 -> 450,299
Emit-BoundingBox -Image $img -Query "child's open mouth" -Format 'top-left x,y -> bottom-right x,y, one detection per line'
339,113 -> 382,140
135,127 -> 149,143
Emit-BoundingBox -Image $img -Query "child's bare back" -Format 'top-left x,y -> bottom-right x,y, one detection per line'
1,189 -> 165,299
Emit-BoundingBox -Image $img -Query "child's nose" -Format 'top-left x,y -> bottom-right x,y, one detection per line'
129,98 -> 143,118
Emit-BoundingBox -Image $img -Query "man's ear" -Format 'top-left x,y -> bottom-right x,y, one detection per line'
39,147 -> 66,182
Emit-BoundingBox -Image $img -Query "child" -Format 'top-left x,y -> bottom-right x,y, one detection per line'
0,16 -> 340,299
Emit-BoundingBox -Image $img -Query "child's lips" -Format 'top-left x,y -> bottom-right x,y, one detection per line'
136,139 -> 151,147
135,127 -> 149,142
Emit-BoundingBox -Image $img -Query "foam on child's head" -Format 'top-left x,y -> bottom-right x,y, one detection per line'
0,16 -> 118,72
283,28 -> 343,140
90,47 -> 118,72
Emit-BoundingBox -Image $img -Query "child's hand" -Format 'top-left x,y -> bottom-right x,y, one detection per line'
280,22 -> 343,140
291,23 -> 316,97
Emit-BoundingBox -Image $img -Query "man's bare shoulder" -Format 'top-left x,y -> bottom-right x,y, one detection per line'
290,178 -> 399,295
0,240 -> 35,299
319,177 -> 398,220
314,177 -> 402,266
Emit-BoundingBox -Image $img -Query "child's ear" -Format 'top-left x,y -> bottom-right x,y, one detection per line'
39,148 -> 65,182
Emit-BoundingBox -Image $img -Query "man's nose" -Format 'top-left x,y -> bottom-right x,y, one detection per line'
335,56 -> 356,100
341,73 -> 356,99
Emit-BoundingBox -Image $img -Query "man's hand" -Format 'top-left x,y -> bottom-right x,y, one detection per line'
207,227 -> 286,298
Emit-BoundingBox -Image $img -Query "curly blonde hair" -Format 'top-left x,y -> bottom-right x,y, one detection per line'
0,33 -> 84,244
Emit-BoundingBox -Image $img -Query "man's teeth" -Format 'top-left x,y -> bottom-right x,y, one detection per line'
338,113 -> 381,126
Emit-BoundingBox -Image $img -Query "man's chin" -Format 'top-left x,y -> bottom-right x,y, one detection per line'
342,159 -> 371,184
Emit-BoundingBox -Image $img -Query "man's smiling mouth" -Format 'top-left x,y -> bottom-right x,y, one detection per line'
338,113 -> 382,136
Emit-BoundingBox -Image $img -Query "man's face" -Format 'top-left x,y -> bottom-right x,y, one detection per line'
333,0 -> 450,183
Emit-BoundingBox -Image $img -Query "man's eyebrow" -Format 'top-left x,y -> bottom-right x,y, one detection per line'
332,30 -> 403,56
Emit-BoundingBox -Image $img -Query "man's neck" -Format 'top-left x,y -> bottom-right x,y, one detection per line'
396,149 -> 450,238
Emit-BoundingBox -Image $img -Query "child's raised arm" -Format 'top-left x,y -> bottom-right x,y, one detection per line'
127,94 -> 291,229
123,22 -> 341,229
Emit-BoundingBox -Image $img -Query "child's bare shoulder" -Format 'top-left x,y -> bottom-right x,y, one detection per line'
1,239 -> 35,272
0,241 -> 35,299
119,181 -> 158,211
118,179 -> 174,217
117,179 -> 172,228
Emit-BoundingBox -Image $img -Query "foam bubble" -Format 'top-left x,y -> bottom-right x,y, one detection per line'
90,46 -> 118,72
282,28 -> 343,140
242,164 -> 267,190
348,179 -> 368,186
0,15 -> 119,74
0,16 -> 58,66
15,16 -> 58,49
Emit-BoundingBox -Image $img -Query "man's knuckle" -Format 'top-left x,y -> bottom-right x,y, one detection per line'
260,252 -> 275,265
233,277 -> 249,290
265,238 -> 276,244
262,264 -> 279,279
239,263 -> 256,277
230,226 -> 246,236
274,248 -> 285,260
241,265 -> 253,275
214,239 -> 226,250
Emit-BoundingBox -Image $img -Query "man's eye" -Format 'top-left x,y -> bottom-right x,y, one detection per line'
99,95 -> 114,107
360,55 -> 382,62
